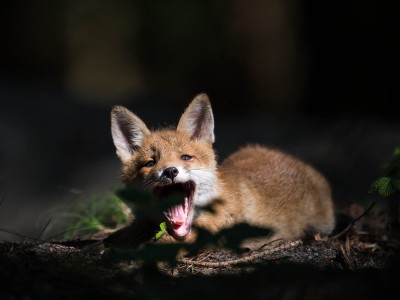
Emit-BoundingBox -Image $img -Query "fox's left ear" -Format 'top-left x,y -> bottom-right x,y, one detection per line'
111,106 -> 150,162
177,93 -> 215,143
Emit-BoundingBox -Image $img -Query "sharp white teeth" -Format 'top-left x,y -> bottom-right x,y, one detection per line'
184,197 -> 188,212
163,211 -> 172,222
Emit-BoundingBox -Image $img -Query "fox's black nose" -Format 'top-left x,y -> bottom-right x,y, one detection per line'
162,167 -> 179,179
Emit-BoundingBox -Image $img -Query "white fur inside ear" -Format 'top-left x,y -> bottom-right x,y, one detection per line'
178,95 -> 215,143
111,106 -> 149,162
111,119 -> 142,161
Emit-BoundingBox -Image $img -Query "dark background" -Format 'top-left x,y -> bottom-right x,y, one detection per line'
0,0 -> 399,240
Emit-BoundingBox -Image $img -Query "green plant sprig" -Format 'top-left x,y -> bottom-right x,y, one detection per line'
369,147 -> 400,198
155,222 -> 168,240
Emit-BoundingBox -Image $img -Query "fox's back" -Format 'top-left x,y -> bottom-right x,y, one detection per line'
220,145 -> 330,199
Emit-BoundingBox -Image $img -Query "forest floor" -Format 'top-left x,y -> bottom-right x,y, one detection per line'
1,203 -> 400,300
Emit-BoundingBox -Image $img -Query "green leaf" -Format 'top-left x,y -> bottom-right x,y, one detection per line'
155,231 -> 165,240
154,222 -> 168,240
369,177 -> 396,197
159,222 -> 167,231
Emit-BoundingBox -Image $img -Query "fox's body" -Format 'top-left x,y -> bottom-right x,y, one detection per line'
110,94 -> 335,248
201,146 -> 334,247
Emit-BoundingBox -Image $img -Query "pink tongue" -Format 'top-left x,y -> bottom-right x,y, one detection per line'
171,204 -> 186,224
170,204 -> 190,237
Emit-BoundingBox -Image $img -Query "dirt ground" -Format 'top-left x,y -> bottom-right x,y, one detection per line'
1,204 -> 400,300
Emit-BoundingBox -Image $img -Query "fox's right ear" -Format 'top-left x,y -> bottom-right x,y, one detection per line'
177,93 -> 215,143
111,106 -> 150,162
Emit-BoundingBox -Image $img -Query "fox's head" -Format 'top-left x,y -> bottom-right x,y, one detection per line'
111,94 -> 217,240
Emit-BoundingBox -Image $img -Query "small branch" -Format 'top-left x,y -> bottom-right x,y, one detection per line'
37,217 -> 53,240
178,240 -> 303,268
339,243 -> 354,269
330,202 -> 375,240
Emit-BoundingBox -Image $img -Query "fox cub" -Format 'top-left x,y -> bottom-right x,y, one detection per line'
110,94 -> 335,249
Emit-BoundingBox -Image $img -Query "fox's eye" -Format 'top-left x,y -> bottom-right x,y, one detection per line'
144,160 -> 156,167
181,155 -> 192,161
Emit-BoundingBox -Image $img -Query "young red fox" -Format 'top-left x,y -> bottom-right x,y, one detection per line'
110,94 -> 335,249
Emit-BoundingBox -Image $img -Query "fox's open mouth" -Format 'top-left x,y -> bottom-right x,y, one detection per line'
153,181 -> 195,239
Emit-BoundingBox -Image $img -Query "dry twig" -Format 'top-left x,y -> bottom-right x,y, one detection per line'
329,202 -> 375,240
178,240 -> 302,268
